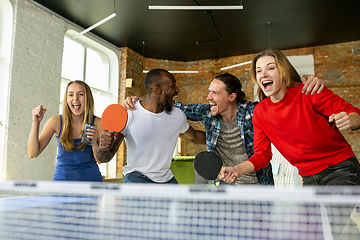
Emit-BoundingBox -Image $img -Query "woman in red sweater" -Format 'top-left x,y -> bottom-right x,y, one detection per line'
220,49 -> 360,186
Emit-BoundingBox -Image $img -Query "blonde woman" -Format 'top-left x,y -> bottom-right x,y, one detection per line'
220,49 -> 360,186
28,80 -> 103,181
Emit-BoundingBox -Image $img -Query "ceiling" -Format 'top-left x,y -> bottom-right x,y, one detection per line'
32,0 -> 360,62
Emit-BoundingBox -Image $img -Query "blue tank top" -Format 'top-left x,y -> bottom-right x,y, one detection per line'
53,115 -> 103,182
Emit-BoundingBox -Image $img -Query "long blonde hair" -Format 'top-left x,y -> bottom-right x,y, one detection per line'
59,80 -> 95,151
250,49 -> 301,101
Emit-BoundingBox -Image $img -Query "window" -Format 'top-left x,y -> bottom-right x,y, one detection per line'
61,30 -> 119,178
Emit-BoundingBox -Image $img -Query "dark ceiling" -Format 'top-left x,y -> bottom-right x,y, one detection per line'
32,0 -> 360,62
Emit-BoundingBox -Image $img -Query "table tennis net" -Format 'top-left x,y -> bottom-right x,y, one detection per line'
0,181 -> 359,240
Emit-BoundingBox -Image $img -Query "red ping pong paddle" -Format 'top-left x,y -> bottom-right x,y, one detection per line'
101,104 -> 128,133
193,151 -> 223,181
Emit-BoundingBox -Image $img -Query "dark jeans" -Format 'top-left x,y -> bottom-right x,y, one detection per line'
124,171 -> 178,184
302,156 -> 360,186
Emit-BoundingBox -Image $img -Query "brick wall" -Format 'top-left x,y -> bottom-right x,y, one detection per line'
313,42 -> 360,157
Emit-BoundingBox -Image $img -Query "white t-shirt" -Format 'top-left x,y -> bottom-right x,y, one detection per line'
122,101 -> 189,182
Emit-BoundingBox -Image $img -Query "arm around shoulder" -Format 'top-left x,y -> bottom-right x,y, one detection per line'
179,126 -> 206,145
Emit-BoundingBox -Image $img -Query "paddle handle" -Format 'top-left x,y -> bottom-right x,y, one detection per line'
217,166 -> 224,178
213,166 -> 224,186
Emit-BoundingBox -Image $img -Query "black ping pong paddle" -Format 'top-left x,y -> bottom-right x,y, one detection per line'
193,151 -> 223,181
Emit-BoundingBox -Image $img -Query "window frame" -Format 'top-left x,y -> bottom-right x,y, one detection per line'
61,30 -> 119,179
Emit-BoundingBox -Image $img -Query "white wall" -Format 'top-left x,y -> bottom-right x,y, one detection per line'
0,0 -> 13,180
2,0 -> 120,180
5,0 -> 65,180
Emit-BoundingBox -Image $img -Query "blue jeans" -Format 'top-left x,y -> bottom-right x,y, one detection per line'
302,156 -> 360,186
124,171 -> 178,184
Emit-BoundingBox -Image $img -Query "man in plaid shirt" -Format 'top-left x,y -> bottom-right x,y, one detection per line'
174,74 -> 273,185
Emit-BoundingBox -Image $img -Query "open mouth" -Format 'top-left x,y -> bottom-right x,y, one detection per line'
73,103 -> 81,111
262,80 -> 273,91
209,102 -> 217,111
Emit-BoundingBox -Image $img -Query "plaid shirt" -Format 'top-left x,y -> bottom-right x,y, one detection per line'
174,101 -> 274,185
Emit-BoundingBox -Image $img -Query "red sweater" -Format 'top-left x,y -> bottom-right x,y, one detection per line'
249,84 -> 360,176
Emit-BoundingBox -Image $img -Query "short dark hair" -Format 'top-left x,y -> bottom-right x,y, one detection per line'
214,73 -> 246,103
144,69 -> 169,93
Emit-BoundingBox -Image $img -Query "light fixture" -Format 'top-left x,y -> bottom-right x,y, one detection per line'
73,13 -> 116,39
268,22 -> 271,48
143,70 -> 199,73
220,61 -> 252,71
149,5 -> 243,10
73,0 -> 116,40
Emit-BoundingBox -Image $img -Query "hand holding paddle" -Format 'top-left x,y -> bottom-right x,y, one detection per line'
219,161 -> 255,184
219,167 -> 239,184
98,131 -> 118,151
193,151 -> 253,185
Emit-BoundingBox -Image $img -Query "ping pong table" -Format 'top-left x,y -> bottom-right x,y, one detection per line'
0,181 -> 359,240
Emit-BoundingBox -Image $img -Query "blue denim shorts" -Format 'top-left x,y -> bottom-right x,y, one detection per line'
124,171 -> 178,184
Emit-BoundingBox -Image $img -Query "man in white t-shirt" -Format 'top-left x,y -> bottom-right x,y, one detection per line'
96,69 -> 204,183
